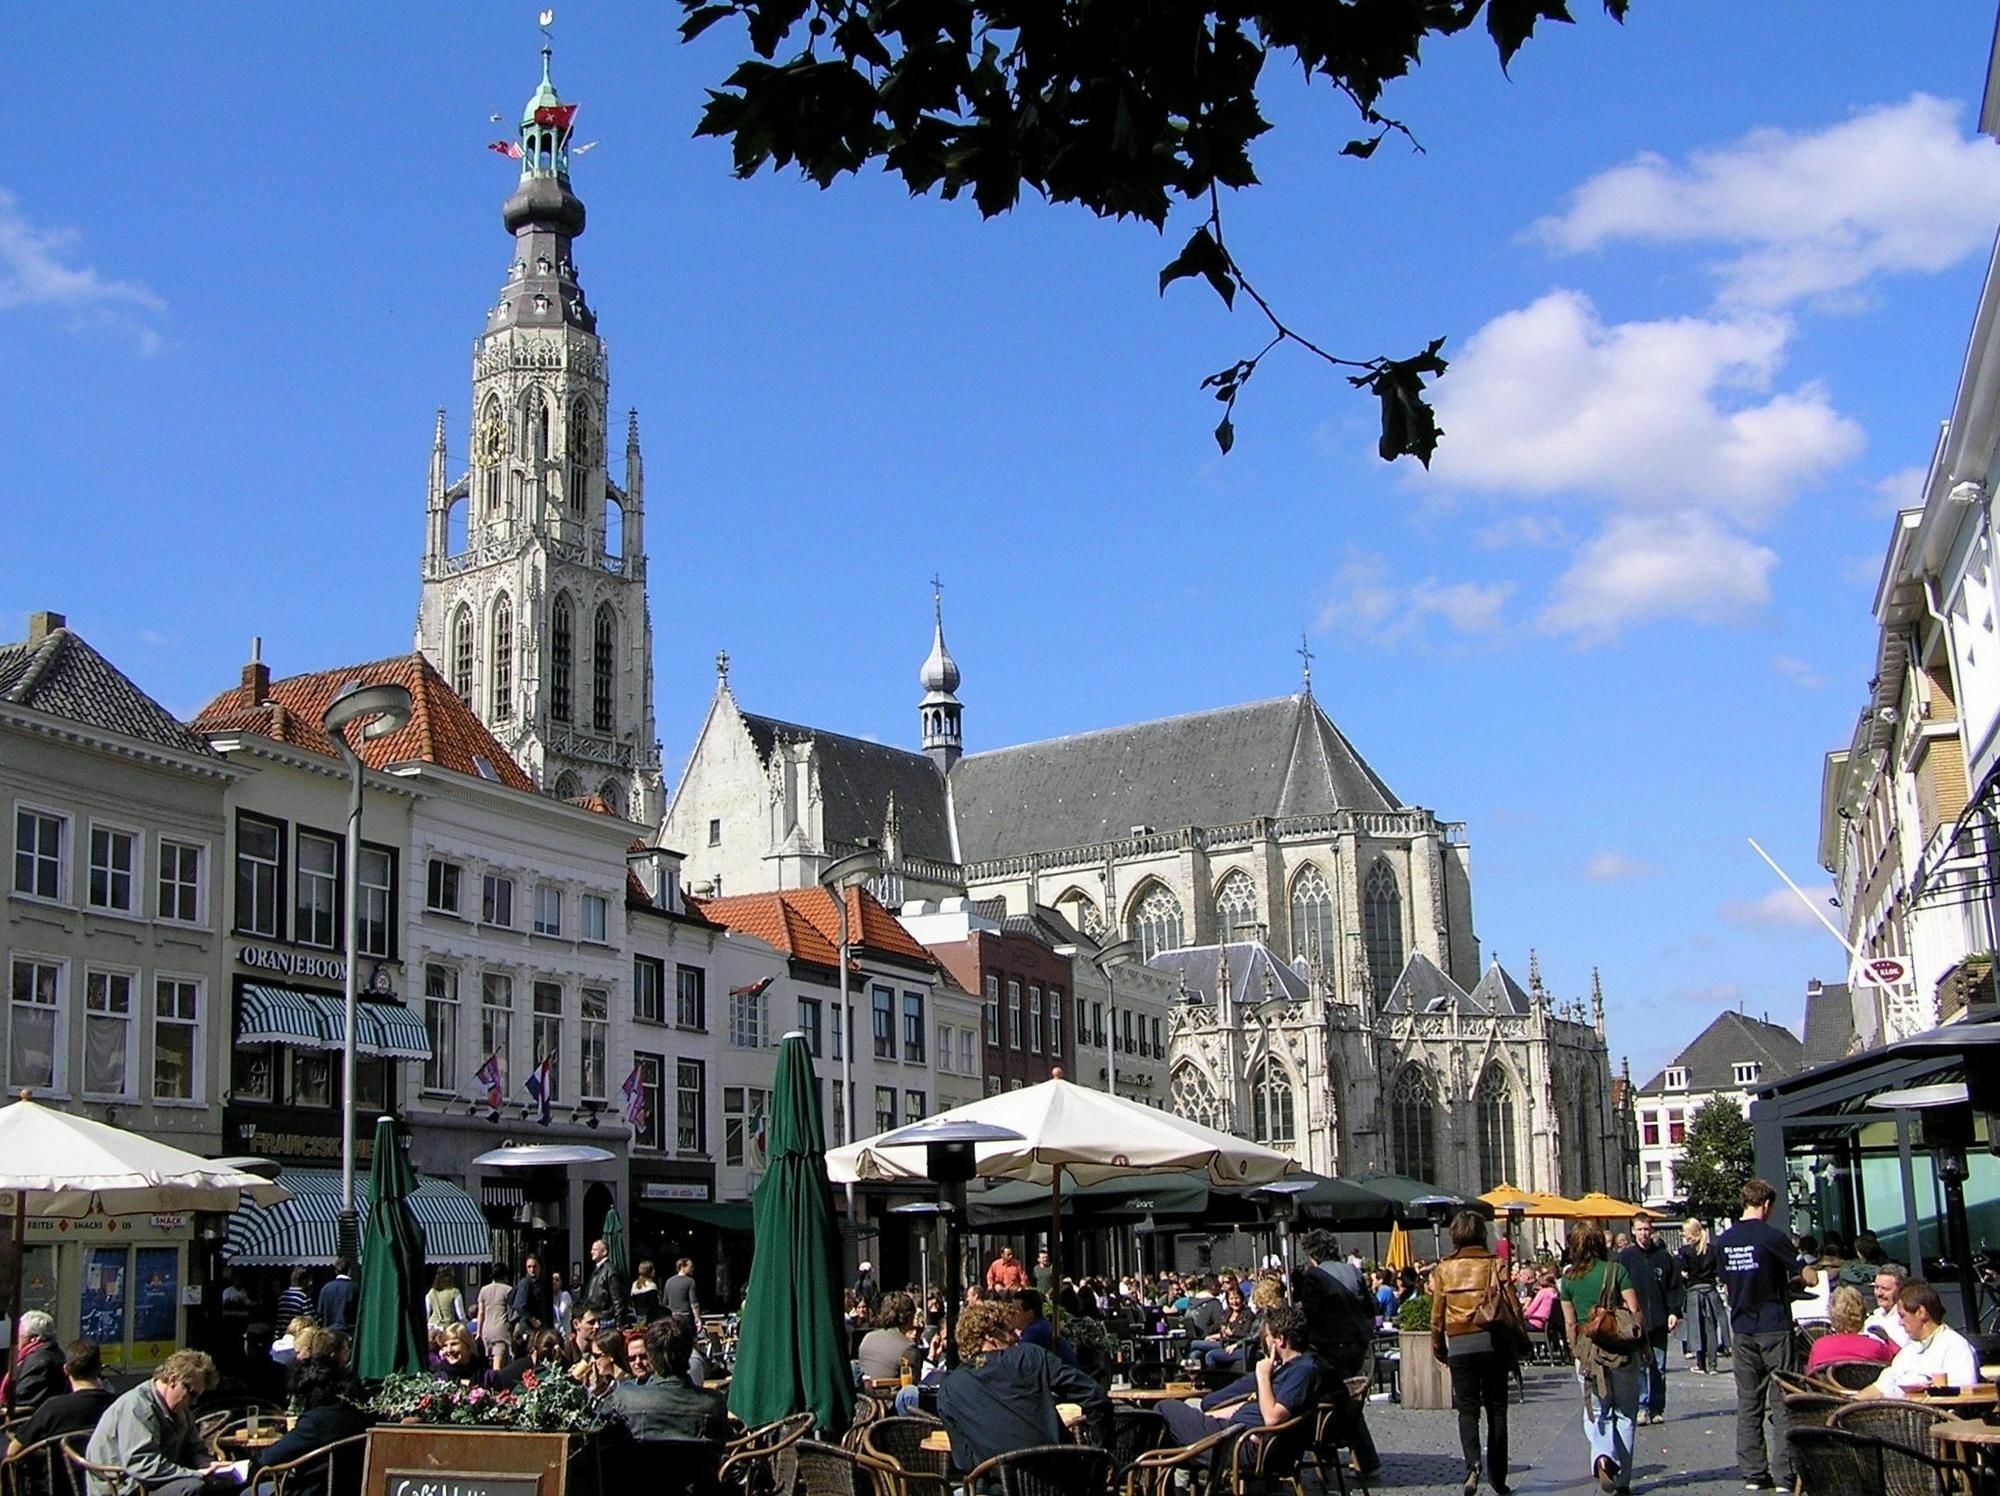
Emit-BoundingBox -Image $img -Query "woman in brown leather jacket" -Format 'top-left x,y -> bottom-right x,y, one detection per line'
1430,1211 -> 1515,1496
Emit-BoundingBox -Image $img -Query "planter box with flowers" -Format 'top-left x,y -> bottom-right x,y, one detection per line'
360,1374 -> 599,1496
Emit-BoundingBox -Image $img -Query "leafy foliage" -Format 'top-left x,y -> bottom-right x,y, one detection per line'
1677,1097 -> 1756,1226
366,1369 -> 595,1431
1394,1292 -> 1434,1332
679,0 -> 1629,457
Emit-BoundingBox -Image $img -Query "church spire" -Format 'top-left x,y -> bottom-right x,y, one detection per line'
919,577 -> 963,774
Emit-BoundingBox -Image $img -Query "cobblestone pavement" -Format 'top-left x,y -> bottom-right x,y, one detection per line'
1351,1356 -> 1758,1495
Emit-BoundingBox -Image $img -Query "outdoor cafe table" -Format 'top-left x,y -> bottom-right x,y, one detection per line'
921,1404 -> 1088,1452
1927,1415 -> 2000,1464
1907,1385 -> 2000,1410
1109,1385 -> 1201,1404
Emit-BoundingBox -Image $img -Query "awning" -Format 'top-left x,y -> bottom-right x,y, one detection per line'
635,1199 -> 754,1232
236,985 -> 432,1061
225,1167 -> 488,1266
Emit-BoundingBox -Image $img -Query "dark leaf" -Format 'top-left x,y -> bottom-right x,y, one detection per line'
1157,227 -> 1235,308
1341,135 -> 1381,159
1214,416 -> 1235,455
679,4 -> 736,42
1486,0 -> 1575,74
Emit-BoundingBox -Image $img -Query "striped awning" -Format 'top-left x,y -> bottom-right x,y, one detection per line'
225,1167 -> 490,1267
236,985 -> 431,1061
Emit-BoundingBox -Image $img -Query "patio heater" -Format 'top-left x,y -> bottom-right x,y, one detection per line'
1413,1194 -> 1461,1261
1504,1201 -> 1527,1261
1867,1082 -> 1979,1328
1262,1178 -> 1318,1275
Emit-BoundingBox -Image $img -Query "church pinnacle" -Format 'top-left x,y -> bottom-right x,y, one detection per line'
919,577 -> 963,774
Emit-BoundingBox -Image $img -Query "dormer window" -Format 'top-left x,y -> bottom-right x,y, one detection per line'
1733,1061 -> 1762,1086
1664,1067 -> 1688,1091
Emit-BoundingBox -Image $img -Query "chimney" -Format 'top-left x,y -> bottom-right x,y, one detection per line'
26,611 -> 65,644
242,636 -> 270,703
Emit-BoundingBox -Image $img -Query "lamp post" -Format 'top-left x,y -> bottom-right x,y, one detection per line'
321,680 -> 413,1263
820,849 -> 883,1247
1058,939 -> 1137,1096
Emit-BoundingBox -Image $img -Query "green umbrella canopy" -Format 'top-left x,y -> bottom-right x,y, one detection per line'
966,1171 -> 1212,1227
728,1033 -> 852,1435
1341,1171 -> 1492,1220
1264,1172 -> 1402,1226
602,1205 -> 630,1286
355,1116 -> 429,1380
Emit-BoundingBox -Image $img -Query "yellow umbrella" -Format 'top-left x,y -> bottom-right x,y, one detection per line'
1478,1184 -> 1580,1218
1384,1222 -> 1415,1272
1564,1190 -> 1661,1220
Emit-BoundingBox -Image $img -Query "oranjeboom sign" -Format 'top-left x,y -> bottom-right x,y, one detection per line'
237,944 -> 346,983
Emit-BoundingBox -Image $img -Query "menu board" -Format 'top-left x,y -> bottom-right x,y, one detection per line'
80,1247 -> 128,1366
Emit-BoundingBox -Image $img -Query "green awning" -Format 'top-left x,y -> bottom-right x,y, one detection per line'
236,984 -> 431,1061
225,1167 -> 488,1265
966,1171 -> 1212,1227
637,1199 -> 754,1232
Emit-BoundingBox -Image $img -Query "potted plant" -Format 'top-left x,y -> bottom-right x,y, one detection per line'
1394,1292 -> 1453,1411
1065,1316 -> 1115,1389
364,1373 -> 599,1496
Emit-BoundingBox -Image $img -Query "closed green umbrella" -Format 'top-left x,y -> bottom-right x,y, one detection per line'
355,1116 -> 427,1380
602,1205 -> 630,1288
728,1033 -> 851,1434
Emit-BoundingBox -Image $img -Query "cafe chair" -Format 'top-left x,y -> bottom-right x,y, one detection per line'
1125,1424 -> 1245,1496
1771,1370 -> 1822,1399
961,1444 -> 1116,1496
861,1417 -> 951,1496
245,1432 -> 370,1496
793,1442 -> 900,1496
725,1412 -> 817,1456
1816,1360 -> 1889,1393
1228,1416 -> 1311,1496
720,1416 -> 816,1496
1787,1425 -> 1993,1496
1295,1380 -> 1375,1496
1780,1393 -> 1848,1430
1828,1399 -> 1947,1453
842,1395 -> 887,1452
1,1432 -> 86,1496
1108,1408 -> 1169,1468
60,1449 -> 138,1496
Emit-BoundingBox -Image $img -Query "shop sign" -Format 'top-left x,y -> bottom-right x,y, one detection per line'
256,1131 -> 375,1162
640,1182 -> 710,1202
238,944 -> 346,983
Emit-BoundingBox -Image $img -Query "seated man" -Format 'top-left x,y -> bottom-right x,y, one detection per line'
9,1339 -> 117,1456
1858,1281 -> 1978,1400
1154,1305 -> 1320,1471
83,1350 -> 234,1496
599,1316 -> 730,1443
936,1301 -> 1110,1473
1006,1291 -> 1077,1370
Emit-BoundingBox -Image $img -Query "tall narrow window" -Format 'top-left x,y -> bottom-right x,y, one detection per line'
567,398 -> 590,516
1477,1063 -> 1519,1188
9,958 -> 60,1090
491,596 -> 514,722
1290,864 -> 1337,969
88,827 -> 136,913
13,809 -> 64,900
294,831 -> 339,948
153,977 -> 199,1101
550,594 -> 573,722
480,972 -> 513,1081
1250,1057 -> 1295,1143
633,1053 -> 664,1151
157,840 -> 201,924
358,846 -> 393,958
423,964 -> 459,1092
529,392 -> 550,462
677,1059 -> 706,1152
235,815 -> 283,939
1213,871 -> 1259,940
873,986 -> 896,1059
1362,860 -> 1405,999
1390,1064 -> 1437,1184
532,981 -> 562,1102
83,969 -> 133,1097
580,987 -> 607,1102
1130,883 -> 1184,961
451,605 -> 475,702
592,605 -> 615,732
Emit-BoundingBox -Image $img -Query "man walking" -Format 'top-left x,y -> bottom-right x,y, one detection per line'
584,1238 -> 626,1322
510,1254 -> 550,1334
1717,1180 -> 1800,1491
315,1258 -> 358,1335
664,1258 -> 703,1321
1617,1218 -> 1682,1424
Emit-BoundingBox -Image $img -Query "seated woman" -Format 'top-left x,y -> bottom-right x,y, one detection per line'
1190,1284 -> 1259,1373
575,1330 -> 631,1402
1524,1270 -> 1565,1359
1804,1285 -> 1897,1375
256,1333 -> 370,1496
428,1326 -> 484,1386
856,1293 -> 922,1383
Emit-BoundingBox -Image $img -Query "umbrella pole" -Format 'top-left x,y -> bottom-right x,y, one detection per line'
1048,1169 -> 1062,1332
5,1188 -> 21,1419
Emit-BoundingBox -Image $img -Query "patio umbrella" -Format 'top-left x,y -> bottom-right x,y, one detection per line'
1383,1223 -> 1415,1272
1262,1173 -> 1402,1225
1563,1191 -> 1661,1220
1342,1171 -> 1490,1220
965,1171 -> 1213,1227
601,1205 -> 630,1287
355,1116 -> 427,1380
1479,1185 -> 1579,1218
729,1033 -> 851,1435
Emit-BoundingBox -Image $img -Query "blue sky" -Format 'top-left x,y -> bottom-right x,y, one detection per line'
6,5 -> 1998,1084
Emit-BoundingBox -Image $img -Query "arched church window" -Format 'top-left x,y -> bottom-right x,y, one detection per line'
451,606 -> 475,703
599,779 -> 623,814
1250,1057 -> 1295,1144
1362,859 -> 1406,999
1574,1092 -> 1595,1194
1169,1062 -> 1224,1131
550,594 -> 573,723
1056,888 -> 1102,941
567,399 -> 590,516
592,605 -> 615,733
1129,882 -> 1184,962
491,595 -> 514,723
1476,1064 -> 1518,1189
1290,864 -> 1336,969
1390,1064 -> 1437,1184
1214,871 -> 1259,941
527,392 -> 550,463
478,397 -> 504,514
552,771 -> 581,800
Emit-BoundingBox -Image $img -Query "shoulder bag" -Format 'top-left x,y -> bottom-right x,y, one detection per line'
1581,1262 -> 1642,1354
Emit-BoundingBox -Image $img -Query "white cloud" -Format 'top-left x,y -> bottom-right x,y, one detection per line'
1316,550 -> 1513,644
1540,511 -> 1777,643
1474,515 -> 1571,550
1427,291 -> 1863,523
1721,884 -> 1835,931
1772,655 -> 1823,689
1409,578 -> 1513,636
1532,95 -> 2000,308
1874,464 -> 1927,514
1314,547 -> 1399,635
0,188 -> 164,352
1586,851 -> 1658,883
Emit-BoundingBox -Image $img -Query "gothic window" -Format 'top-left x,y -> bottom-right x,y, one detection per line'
1170,1062 -> 1224,1131
1214,870 -> 1259,941
1129,882 -> 1184,962
527,391 -> 550,462
1476,1063 -> 1519,1189
1574,1091 -> 1596,1194
1056,888 -> 1103,940
1290,864 -> 1336,969
491,595 -> 514,723
550,593 -> 573,723
1390,1063 -> 1437,1184
1362,859 -> 1406,999
552,771 -> 581,800
1250,1057 -> 1295,1143
451,605 -> 475,703
592,604 -> 615,733
567,398 -> 590,515
599,779 -> 624,814
478,397 -> 504,513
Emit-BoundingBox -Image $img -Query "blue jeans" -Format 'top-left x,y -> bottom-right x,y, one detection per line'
1580,1361 -> 1641,1491
1640,1331 -> 1668,1416
1189,1339 -> 1243,1371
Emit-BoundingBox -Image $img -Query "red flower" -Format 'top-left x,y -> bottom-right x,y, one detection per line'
521,1371 -> 539,1390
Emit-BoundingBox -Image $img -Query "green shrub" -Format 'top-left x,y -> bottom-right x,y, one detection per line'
1394,1293 -> 1433,1332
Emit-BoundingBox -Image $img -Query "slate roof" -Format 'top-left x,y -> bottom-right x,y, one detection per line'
1801,981 -> 1858,1067
1148,941 -> 1312,1007
691,886 -> 935,971
949,693 -> 1399,865
1639,1009 -> 1806,1095
738,711 -> 956,864
1382,953 -> 1469,1014
1466,962 -> 1534,1017
193,653 -> 536,792
0,626 -> 214,758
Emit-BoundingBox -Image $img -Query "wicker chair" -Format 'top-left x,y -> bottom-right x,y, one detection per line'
793,1442 -> 900,1496
1829,1399 -> 1946,1450
1228,1417 -> 1311,1496
719,1415 -> 815,1496
1125,1423 -> 1245,1496
1771,1369 -> 1822,1398
59,1449 -> 138,1496
1293,1377 -> 1374,1496
1816,1359 -> 1890,1393
1109,1408 -> 1169,1467
1780,1393 -> 1848,1430
244,1432 -> 370,1496
1787,1426 -> 1883,1496
961,1445 -> 1116,1496
726,1412 -> 817,1456
862,1417 -> 950,1496
1,1433 -> 85,1496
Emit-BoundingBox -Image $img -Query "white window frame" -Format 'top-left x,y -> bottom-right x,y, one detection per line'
480,971 -> 513,1078
12,802 -> 69,904
86,820 -> 140,916
294,829 -> 340,950
1664,1067 -> 1688,1091
426,856 -> 462,915
676,1058 -> 706,1154
156,837 -> 207,927
81,964 -> 136,1100
960,1029 -> 975,1076
8,954 -> 66,1093
1733,1061 -> 1761,1087
634,956 -> 665,1024
533,883 -> 562,937
581,893 -> 608,944
937,1023 -> 953,1074
531,980 -> 563,1102
423,963 -> 460,1094
357,845 -> 394,959
579,986 -> 608,1102
152,973 -> 203,1104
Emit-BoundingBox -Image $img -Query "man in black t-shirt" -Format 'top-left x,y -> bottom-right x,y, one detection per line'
7,1340 -> 117,1496
1715,1179 -> 1799,1490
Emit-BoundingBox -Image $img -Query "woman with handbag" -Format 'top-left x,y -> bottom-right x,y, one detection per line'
1429,1211 -> 1522,1496
1558,1224 -> 1645,1494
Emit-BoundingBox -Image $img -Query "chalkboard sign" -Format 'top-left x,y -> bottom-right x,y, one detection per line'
384,1472 -> 542,1496
361,1427 -> 583,1496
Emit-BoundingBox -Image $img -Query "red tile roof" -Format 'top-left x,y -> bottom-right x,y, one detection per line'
690,887 -> 934,971
192,653 -> 536,793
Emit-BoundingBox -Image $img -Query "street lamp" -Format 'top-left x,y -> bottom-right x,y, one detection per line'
820,848 -> 883,1243
1058,938 -> 1137,1096
321,680 -> 413,1262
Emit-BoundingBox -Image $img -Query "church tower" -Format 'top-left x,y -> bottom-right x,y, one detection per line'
417,39 -> 662,822
919,583 -> 962,773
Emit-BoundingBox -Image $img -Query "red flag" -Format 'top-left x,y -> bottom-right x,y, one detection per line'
488,140 -> 523,159
533,103 -> 578,131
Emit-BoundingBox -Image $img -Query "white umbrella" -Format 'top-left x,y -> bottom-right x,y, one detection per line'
0,1100 -> 291,1216
469,1144 -> 616,1169
826,1076 -> 1297,1188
